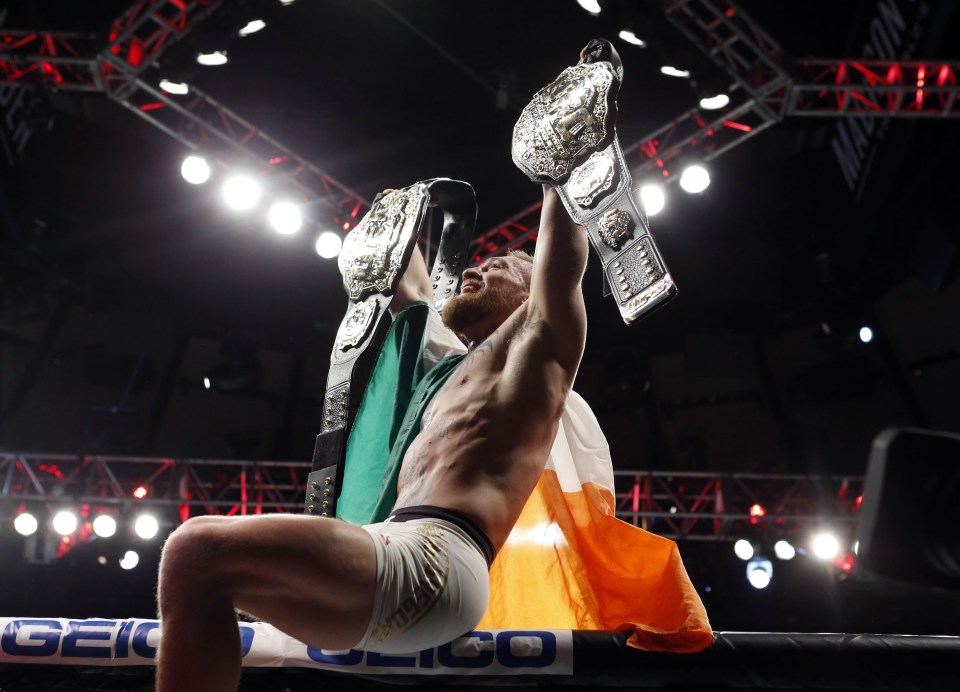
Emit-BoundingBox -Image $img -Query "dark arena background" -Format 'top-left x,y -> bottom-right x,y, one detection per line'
1,0 -> 959,690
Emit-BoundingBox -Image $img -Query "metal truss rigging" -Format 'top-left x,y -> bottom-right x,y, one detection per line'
1,1 -> 958,258
0,453 -> 862,544
0,0 -> 371,231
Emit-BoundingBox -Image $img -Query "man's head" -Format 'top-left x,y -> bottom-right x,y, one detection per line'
442,250 -> 533,343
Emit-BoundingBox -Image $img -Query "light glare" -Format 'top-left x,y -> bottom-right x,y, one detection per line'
135,514 -> 160,540
734,539 -> 755,561
618,30 -> 645,47
859,326 -> 874,343
181,155 -> 211,185
812,532 -> 840,560
197,51 -> 228,66
238,19 -> 266,36
576,0 -> 602,14
315,231 -> 343,259
700,93 -> 730,110
774,540 -> 796,560
268,201 -> 303,235
53,510 -> 78,536
746,558 -> 773,589
14,512 -> 38,536
222,175 -> 262,211
119,550 -> 140,570
679,165 -> 710,193
92,515 -> 117,538
639,184 -> 665,216
159,79 -> 189,95
661,66 -> 691,79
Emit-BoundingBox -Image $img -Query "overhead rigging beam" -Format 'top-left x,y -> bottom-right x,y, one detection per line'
0,0 -> 371,228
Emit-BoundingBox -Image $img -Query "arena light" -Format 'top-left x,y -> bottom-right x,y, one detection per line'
811,531 -> 841,560
134,514 -> 160,540
119,550 -> 140,570
203,376 -> 212,390
159,79 -> 189,95
14,512 -> 38,537
92,514 -> 117,538
699,93 -> 730,110
279,0 -> 296,4
197,51 -> 228,66
268,201 -> 303,235
52,510 -> 78,536
576,0 -> 602,15
133,484 -> 149,499
618,30 -> 645,47
774,539 -> 796,560
639,184 -> 665,217
315,231 -> 343,259
661,66 -> 691,79
679,165 -> 711,193
859,326 -> 874,343
222,175 -> 262,211
746,557 -> 773,589
238,19 -> 266,36
180,155 -> 210,185
733,539 -> 755,561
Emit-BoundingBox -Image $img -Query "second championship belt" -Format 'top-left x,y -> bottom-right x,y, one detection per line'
512,38 -> 676,324
305,179 -> 477,517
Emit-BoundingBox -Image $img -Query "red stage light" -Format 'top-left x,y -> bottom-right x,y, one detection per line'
749,503 -> 766,517
133,485 -> 149,499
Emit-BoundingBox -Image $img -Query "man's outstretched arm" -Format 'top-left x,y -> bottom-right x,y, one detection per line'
528,186 -> 589,371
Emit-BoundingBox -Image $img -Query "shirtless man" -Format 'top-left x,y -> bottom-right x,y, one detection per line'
155,185 -> 587,691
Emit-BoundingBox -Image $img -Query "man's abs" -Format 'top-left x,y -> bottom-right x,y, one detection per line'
394,314 -> 569,550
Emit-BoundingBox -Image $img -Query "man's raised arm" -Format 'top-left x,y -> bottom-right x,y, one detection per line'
390,245 -> 434,318
528,186 -> 589,371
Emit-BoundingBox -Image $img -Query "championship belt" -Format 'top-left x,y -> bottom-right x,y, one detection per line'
305,179 -> 477,517
512,39 -> 676,324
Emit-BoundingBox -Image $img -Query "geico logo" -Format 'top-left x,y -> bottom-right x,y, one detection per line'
307,630 -> 557,669
1,620 -> 256,659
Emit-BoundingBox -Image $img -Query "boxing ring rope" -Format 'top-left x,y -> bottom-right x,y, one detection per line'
1,618 -> 958,691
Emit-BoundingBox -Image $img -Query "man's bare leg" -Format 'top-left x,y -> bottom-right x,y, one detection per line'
156,514 -> 377,692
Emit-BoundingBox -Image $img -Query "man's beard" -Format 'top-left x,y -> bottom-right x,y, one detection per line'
442,284 -> 516,337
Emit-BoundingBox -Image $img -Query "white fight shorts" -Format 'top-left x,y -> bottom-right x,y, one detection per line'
354,505 -> 494,654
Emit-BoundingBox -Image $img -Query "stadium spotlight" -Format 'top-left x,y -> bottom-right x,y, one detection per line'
315,231 -> 343,259
734,539 -> 755,561
576,0 -> 602,15
268,201 -> 303,235
811,531 -> 841,560
661,66 -> 691,79
134,514 -> 160,540
181,155 -> 211,185
119,550 -> 140,570
133,484 -> 149,499
774,539 -> 796,560
14,512 -> 38,537
679,165 -> 711,193
746,557 -> 773,589
159,79 -> 189,95
197,51 -> 228,66
699,93 -> 730,110
618,29 -> 645,47
859,326 -> 874,343
279,0 -> 296,4
639,184 -> 665,217
92,514 -> 118,538
222,175 -> 262,211
53,510 -> 78,535
238,19 -> 266,36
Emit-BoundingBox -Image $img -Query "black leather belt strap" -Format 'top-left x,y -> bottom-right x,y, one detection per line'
511,38 -> 676,324
305,178 -> 476,517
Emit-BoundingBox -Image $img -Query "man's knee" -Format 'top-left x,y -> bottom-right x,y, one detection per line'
159,516 -> 232,589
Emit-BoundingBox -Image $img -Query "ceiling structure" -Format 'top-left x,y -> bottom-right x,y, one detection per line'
0,0 -> 959,631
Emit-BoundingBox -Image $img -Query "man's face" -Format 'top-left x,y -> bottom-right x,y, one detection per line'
442,257 -> 531,338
